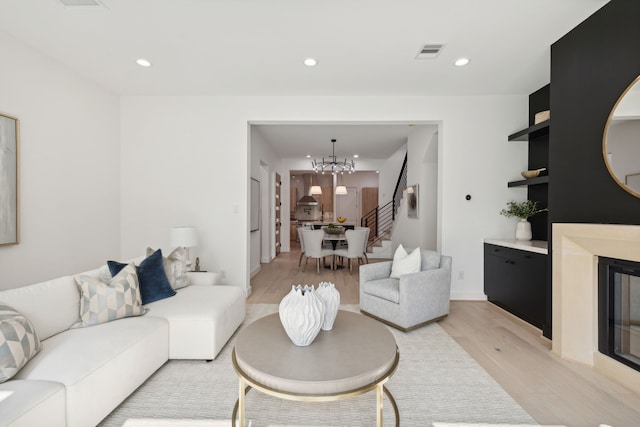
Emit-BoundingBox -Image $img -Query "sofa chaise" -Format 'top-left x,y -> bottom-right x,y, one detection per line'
0,257 -> 246,427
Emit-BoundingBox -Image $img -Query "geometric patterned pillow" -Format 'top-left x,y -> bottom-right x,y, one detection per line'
146,247 -> 190,290
72,263 -> 145,328
0,304 -> 42,383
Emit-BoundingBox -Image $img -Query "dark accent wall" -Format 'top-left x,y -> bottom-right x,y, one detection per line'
550,0 -> 640,225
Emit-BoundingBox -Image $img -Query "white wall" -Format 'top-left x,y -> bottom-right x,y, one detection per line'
120,95 -> 527,300
249,126 -> 282,278
392,126 -> 438,251
339,171 -> 379,188
378,145 -> 407,206
0,31 -> 120,290
423,131 -> 438,249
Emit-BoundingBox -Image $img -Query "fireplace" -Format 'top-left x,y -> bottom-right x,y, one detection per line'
553,223 -> 640,394
598,257 -> 640,372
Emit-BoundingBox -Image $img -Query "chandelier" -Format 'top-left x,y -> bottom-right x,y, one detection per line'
311,139 -> 355,175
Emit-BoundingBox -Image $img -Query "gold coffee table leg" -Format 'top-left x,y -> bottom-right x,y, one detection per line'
384,386 -> 400,427
239,377 -> 245,427
376,383 -> 383,427
231,381 -> 251,427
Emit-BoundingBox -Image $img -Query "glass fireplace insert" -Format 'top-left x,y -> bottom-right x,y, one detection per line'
599,256 -> 640,372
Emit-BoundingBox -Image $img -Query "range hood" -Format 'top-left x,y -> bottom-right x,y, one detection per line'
297,174 -> 320,206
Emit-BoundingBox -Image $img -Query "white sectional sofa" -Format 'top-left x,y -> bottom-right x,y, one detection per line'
0,263 -> 246,427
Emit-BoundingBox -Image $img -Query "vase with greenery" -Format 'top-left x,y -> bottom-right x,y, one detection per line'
500,200 -> 548,240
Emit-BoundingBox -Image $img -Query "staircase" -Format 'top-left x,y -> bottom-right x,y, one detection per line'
361,154 -> 407,259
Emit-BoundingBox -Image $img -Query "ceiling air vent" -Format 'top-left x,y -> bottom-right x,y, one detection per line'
57,0 -> 104,7
415,43 -> 445,60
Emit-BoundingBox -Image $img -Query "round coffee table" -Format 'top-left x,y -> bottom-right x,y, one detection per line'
231,310 -> 399,427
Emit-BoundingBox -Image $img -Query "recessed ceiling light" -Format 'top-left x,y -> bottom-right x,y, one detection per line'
353,154 -> 359,158
136,58 -> 151,67
304,58 -> 317,67
305,154 -> 311,158
454,57 -> 470,67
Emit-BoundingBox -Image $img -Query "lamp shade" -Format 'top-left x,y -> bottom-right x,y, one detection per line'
335,185 -> 347,195
170,226 -> 198,248
310,185 -> 322,195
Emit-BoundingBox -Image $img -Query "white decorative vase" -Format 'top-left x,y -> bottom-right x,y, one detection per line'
316,282 -> 340,331
278,285 -> 326,346
515,218 -> 532,241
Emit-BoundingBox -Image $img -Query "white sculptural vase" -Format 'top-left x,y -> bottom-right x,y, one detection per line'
515,218 -> 532,241
278,285 -> 326,346
316,281 -> 340,331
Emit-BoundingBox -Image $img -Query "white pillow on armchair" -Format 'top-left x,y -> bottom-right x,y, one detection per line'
390,244 -> 422,278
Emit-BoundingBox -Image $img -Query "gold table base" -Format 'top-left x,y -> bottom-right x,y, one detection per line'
231,349 -> 399,427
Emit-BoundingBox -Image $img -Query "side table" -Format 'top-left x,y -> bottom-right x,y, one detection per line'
186,271 -> 222,286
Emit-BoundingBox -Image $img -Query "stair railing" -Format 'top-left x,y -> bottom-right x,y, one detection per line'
361,153 -> 407,248
392,154 -> 408,221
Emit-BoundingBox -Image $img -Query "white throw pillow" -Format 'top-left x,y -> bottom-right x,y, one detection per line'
390,244 -> 422,279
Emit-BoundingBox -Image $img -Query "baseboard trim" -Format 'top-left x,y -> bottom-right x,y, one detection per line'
450,291 -> 488,301
250,265 -> 261,279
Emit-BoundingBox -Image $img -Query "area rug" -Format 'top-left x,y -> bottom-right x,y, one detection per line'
100,304 -> 536,427
432,424 -> 565,427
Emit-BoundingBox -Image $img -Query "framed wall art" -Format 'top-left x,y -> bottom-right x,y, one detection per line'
0,113 -> 19,246
407,184 -> 418,218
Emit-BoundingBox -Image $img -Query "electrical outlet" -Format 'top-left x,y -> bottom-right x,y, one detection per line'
458,271 -> 464,280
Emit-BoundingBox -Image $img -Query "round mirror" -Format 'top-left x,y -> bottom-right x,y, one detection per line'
603,75 -> 640,198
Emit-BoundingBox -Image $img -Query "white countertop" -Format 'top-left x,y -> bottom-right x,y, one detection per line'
484,239 -> 548,255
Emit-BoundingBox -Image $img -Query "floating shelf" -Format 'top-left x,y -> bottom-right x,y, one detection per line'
508,176 -> 549,187
508,120 -> 550,141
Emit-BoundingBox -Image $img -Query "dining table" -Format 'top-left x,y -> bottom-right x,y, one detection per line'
323,231 -> 346,250
322,231 -> 347,269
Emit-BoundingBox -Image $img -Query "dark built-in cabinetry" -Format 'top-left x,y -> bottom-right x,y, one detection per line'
484,85 -> 551,337
484,243 -> 546,329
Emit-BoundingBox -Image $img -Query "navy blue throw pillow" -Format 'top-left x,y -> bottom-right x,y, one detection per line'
108,249 -> 176,305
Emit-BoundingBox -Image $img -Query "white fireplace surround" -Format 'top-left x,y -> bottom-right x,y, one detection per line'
553,223 -> 640,394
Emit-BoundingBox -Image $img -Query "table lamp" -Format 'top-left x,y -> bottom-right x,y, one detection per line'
170,226 -> 198,268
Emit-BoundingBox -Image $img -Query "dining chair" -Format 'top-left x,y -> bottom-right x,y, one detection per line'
356,226 -> 370,264
297,227 -> 307,267
301,229 -> 335,274
333,228 -> 368,273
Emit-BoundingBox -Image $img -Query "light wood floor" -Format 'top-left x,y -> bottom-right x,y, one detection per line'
248,242 -> 364,305
249,245 -> 640,427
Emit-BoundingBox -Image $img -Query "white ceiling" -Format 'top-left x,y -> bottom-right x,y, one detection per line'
0,0 -> 609,97
0,0 -> 610,164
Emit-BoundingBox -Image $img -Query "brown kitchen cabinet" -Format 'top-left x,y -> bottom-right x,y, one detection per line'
320,187 -> 333,214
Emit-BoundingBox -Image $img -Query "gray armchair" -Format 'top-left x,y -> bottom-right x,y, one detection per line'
359,249 -> 452,331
